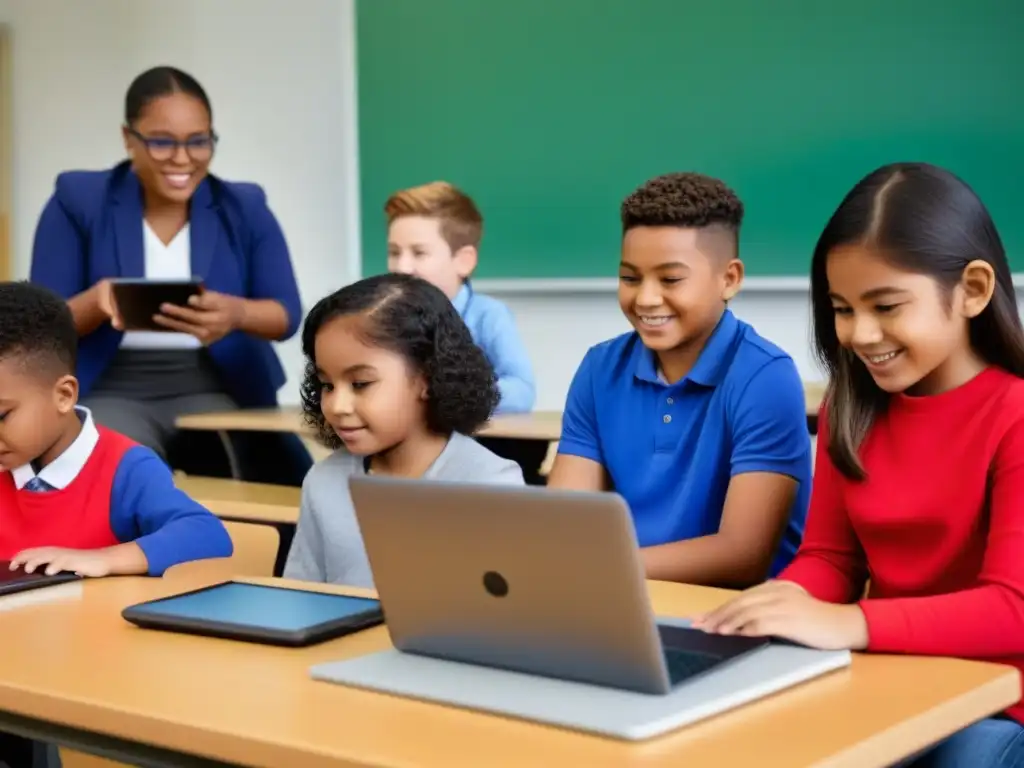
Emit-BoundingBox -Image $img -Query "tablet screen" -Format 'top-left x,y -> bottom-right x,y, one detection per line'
130,582 -> 380,632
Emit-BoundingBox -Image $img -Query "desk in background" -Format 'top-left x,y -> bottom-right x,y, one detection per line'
177,382 -> 824,485
177,408 -> 564,486
175,407 -> 563,441
174,476 -> 299,577
176,384 -> 825,438
0,561 -> 1015,767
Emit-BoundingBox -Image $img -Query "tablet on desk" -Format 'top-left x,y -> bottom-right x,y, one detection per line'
110,278 -> 204,332
121,581 -> 385,647
0,560 -> 82,597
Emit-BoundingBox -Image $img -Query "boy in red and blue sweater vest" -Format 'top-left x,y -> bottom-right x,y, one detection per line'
0,281 -> 232,577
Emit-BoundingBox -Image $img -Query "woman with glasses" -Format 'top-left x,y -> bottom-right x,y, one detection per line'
27,65 -> 311,486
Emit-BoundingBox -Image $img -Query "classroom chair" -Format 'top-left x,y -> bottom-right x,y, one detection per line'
218,519 -> 280,578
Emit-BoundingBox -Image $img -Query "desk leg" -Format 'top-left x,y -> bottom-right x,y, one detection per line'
273,523 -> 296,578
216,430 -> 242,480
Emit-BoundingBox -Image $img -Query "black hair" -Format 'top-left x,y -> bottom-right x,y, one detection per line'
299,273 -> 500,449
0,281 -> 77,376
124,66 -> 212,126
811,161 -> 1024,480
621,172 -> 744,239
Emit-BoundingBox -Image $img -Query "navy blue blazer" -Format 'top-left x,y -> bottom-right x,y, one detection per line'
29,161 -> 303,408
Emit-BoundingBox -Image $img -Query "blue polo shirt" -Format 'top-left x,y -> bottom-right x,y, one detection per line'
558,310 -> 810,576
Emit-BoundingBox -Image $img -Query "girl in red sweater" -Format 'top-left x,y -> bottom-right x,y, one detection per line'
694,162 -> 1024,766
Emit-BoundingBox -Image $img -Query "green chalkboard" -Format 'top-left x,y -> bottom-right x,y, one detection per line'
357,0 -> 1023,280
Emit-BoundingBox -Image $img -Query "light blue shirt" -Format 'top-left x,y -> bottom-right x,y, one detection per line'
453,283 -> 536,413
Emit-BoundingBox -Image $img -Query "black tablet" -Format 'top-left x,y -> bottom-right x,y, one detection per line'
110,278 -> 204,332
0,560 -> 82,597
121,581 -> 385,647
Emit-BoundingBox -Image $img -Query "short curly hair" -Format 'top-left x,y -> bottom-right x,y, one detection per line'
0,281 -> 77,377
300,273 -> 500,448
621,172 -> 744,237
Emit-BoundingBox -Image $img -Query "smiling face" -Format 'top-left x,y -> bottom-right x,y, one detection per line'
313,314 -> 429,455
618,226 -> 742,378
123,92 -> 214,206
826,244 -> 991,395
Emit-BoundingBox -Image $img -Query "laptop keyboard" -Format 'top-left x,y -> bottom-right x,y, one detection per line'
662,647 -> 721,685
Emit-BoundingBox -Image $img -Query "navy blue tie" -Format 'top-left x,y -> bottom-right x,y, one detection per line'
24,476 -> 53,492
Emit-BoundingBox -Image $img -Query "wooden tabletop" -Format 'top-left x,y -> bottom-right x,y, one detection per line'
173,475 -> 300,526
176,382 -> 826,442
177,407 -> 566,442
0,561 -> 1015,768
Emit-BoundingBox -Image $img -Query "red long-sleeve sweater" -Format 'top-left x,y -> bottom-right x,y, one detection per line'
780,366 -> 1024,722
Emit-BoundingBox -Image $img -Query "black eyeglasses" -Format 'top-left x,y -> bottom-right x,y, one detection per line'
126,127 -> 218,162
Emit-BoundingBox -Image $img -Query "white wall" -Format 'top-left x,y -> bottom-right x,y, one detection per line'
2,0 -> 821,409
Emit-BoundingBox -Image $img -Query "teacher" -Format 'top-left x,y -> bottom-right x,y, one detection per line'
29,65 -> 310,485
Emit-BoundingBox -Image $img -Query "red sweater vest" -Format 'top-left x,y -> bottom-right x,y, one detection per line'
0,427 -> 136,559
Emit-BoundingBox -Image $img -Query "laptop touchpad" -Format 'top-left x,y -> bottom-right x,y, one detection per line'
657,624 -> 771,686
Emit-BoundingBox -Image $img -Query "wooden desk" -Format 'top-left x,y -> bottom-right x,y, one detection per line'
804,381 -> 825,433
478,411 -> 562,441
176,407 -> 564,442
173,476 -> 300,520
176,409 -> 563,485
176,382 -> 826,439
0,562 -> 1015,768
174,476 -> 299,576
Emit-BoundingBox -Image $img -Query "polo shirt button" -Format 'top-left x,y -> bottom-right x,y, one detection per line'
663,414 -> 672,423
667,397 -> 674,405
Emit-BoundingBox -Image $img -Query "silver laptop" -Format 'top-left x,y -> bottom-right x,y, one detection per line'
347,476 -> 773,695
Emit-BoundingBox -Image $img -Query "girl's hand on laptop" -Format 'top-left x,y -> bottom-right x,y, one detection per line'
153,290 -> 244,345
9,546 -> 115,578
691,580 -> 869,651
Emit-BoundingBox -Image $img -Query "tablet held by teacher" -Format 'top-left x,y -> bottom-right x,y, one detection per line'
28,65 -> 311,486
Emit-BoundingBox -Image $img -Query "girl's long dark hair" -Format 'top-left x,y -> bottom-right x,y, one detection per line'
811,162 -> 1024,480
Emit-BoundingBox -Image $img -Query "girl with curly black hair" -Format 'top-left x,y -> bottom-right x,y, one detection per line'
283,273 -> 524,587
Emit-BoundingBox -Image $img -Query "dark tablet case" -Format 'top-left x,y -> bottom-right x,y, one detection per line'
111,278 -> 204,332
121,581 -> 385,647
0,561 -> 82,597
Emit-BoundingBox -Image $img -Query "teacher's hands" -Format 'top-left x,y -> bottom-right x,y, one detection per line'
95,279 -> 124,330
153,291 -> 246,345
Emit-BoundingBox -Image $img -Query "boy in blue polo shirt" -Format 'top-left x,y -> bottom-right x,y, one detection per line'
547,172 -> 810,587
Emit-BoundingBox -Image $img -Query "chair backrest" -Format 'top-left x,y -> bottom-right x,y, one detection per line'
213,514 -> 281,578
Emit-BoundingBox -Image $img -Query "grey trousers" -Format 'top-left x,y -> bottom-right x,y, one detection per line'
82,391 -> 237,463
81,348 -> 312,485
80,348 -> 239,476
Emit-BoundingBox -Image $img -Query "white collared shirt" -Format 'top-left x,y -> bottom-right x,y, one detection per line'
11,407 -> 99,490
120,221 -> 200,350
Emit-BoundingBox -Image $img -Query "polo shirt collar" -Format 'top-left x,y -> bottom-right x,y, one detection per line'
11,406 -> 99,490
634,309 -> 739,387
